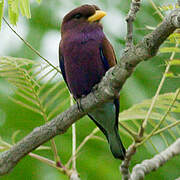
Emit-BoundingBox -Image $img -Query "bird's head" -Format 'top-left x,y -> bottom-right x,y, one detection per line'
61,4 -> 106,35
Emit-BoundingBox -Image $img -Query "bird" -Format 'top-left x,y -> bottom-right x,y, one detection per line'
59,4 -> 126,160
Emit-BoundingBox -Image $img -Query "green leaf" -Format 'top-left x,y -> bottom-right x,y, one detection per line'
0,0 -> 4,29
159,4 -> 174,11
145,25 -> 155,30
11,130 -> 21,144
0,56 -> 69,121
8,0 -> 19,25
168,33 -> 180,43
47,98 -> 69,120
36,0 -> 41,3
9,96 -> 43,115
169,59 -> 180,66
20,0 -> 31,18
165,72 -> 175,78
119,90 -> 180,151
159,47 -> 180,53
36,146 -> 51,151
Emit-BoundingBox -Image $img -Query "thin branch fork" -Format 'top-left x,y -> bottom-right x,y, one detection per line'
130,138 -> 180,180
0,7 -> 180,176
125,0 -> 141,50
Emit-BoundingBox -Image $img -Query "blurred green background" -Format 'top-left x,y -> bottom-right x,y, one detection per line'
0,0 -> 180,179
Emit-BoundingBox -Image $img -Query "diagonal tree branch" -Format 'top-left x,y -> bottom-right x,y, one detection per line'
130,138 -> 180,180
0,7 -> 180,176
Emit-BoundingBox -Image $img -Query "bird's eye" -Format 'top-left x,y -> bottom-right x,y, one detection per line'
74,13 -> 82,19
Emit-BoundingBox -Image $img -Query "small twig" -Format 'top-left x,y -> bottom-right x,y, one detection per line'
66,128 -> 99,168
68,93 -> 81,180
0,138 -> 70,175
139,43 -> 178,137
137,88 -> 180,147
91,135 -> 106,142
29,152 -> 72,177
30,77 -> 63,169
50,139 -> 63,168
119,122 -> 140,141
2,17 -> 61,74
125,0 -> 141,51
70,171 -> 81,180
29,153 -> 60,171
120,3 -> 179,179
148,0 -> 164,19
70,94 -> 77,171
130,138 -> 180,180
154,120 -> 180,136
120,144 -> 137,180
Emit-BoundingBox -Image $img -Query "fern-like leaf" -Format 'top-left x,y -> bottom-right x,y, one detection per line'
0,56 -> 69,120
119,89 -> 180,152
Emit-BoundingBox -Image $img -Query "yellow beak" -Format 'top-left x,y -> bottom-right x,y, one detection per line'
88,10 -> 107,22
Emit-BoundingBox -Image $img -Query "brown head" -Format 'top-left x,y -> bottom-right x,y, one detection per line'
61,4 -> 106,35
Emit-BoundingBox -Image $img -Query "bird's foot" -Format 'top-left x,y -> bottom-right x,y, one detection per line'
76,98 -> 84,112
92,84 -> 98,91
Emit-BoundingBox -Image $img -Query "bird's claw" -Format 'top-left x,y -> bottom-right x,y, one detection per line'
92,84 -> 98,91
76,98 -> 84,112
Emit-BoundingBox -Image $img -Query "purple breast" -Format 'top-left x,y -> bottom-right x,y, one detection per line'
62,27 -> 106,98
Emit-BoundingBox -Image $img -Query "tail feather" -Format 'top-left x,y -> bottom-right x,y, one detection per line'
107,128 -> 126,160
88,101 -> 126,160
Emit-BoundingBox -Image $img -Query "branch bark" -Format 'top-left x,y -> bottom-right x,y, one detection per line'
0,8 -> 180,176
120,144 -> 136,180
125,0 -> 141,50
130,138 -> 180,180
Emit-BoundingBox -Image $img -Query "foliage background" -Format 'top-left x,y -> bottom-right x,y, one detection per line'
0,0 -> 180,179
